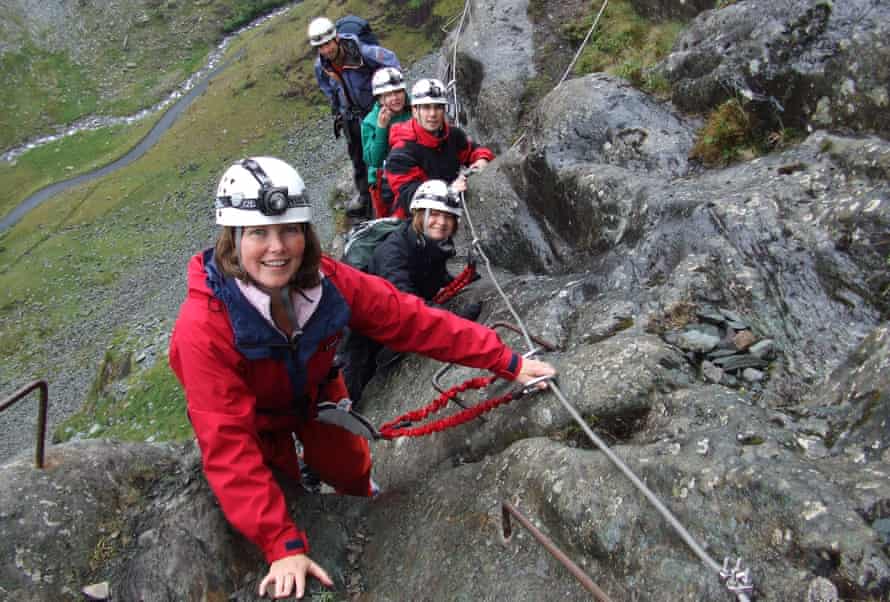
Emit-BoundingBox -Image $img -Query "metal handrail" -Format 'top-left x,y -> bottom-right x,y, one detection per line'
501,501 -> 613,601
0,380 -> 49,468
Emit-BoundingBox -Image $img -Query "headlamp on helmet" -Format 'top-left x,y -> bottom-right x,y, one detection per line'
409,179 -> 462,217
410,78 -> 449,106
215,157 -> 312,227
372,67 -> 406,97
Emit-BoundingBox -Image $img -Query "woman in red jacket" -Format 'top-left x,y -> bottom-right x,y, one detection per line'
169,156 -> 556,599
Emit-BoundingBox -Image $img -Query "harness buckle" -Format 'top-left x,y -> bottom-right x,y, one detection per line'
316,399 -> 382,440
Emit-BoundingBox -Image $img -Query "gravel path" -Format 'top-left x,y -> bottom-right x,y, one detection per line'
0,53 -> 439,463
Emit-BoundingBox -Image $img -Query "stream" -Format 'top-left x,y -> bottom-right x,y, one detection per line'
0,4 -> 295,234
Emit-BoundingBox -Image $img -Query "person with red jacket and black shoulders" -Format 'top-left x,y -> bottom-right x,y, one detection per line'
380,78 -> 494,219
168,156 -> 556,599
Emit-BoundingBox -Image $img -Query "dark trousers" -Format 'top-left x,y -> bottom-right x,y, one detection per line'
344,115 -> 370,206
340,329 -> 381,409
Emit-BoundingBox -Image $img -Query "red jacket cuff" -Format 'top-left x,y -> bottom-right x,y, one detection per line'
266,528 -> 310,563
493,351 -> 522,380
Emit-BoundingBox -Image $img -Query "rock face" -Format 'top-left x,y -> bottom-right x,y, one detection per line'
0,441 -> 369,601
3,0 -> 890,600
657,0 -> 890,137
440,0 -> 536,153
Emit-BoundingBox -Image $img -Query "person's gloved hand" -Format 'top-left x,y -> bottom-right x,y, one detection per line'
456,301 -> 483,322
333,112 -> 344,139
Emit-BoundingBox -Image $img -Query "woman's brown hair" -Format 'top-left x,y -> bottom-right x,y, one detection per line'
214,223 -> 322,289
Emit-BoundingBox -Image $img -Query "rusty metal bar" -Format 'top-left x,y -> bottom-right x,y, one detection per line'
501,501 -> 613,602
0,380 -> 49,469
431,363 -> 481,419
489,321 -> 558,352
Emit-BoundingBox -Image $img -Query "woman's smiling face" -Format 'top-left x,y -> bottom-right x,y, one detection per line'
239,223 -> 305,290
423,209 -> 456,241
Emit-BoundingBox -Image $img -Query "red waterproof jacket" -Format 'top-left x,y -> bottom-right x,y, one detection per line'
169,250 -> 521,563
381,119 -> 495,218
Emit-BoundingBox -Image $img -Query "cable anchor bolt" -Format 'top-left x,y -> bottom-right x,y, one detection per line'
720,557 -> 754,600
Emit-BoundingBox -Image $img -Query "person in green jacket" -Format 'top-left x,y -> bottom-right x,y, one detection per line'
361,67 -> 412,217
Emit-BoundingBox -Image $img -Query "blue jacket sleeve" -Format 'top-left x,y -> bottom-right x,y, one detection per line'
360,44 -> 401,71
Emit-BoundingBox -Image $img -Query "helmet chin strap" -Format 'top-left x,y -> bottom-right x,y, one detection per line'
234,226 -> 243,267
278,285 -> 300,337
422,208 -> 432,238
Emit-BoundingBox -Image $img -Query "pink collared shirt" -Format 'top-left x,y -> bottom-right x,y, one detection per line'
236,275 -> 323,337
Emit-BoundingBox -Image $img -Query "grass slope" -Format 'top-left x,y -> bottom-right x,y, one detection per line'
0,0 -> 448,444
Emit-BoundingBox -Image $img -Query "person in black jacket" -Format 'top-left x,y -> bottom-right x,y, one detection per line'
341,180 -> 481,405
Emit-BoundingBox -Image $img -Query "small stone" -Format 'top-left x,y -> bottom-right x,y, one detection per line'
696,306 -> 726,325
712,355 -> 769,371
796,435 -> 828,459
736,431 -> 763,445
806,576 -> 838,602
873,518 -> 890,544
677,328 -> 721,353
719,308 -> 749,330
733,330 -> 757,351
749,339 -> 777,359
741,368 -> 765,382
696,438 -> 710,455
702,360 -> 724,384
707,348 -> 737,359
82,582 -> 110,600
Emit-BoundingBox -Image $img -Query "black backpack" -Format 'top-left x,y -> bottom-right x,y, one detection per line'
342,218 -> 402,272
336,15 -> 379,46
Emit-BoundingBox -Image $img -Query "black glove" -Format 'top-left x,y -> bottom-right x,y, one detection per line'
333,113 -> 344,139
456,302 -> 483,322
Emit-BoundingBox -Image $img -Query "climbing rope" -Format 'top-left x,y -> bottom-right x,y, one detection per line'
440,0 -> 755,599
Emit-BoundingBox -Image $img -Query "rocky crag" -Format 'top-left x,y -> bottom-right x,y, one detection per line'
3,0 -> 890,600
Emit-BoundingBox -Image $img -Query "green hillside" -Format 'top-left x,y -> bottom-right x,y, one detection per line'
0,0 -> 455,442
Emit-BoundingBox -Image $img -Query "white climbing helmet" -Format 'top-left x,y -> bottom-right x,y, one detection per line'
409,180 -> 462,217
308,17 -> 337,46
215,157 -> 311,226
372,67 -> 406,97
410,78 -> 449,106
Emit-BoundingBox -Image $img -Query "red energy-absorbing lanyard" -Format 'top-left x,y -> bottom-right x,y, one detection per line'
432,263 -> 476,304
377,375 -> 518,439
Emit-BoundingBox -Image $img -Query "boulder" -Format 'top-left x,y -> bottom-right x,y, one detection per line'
658,0 -> 890,136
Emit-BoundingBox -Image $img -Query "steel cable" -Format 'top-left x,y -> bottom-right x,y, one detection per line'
443,0 -> 753,598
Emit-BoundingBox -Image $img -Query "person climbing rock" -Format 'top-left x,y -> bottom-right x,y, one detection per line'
169,156 -> 556,599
